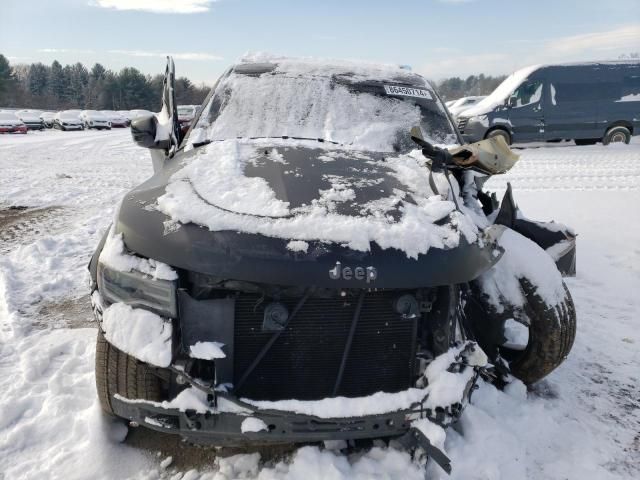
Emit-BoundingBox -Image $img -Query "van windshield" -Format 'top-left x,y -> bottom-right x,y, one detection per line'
188,62 -> 457,153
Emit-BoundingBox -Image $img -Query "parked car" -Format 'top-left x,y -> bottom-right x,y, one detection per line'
89,57 -> 576,473
129,109 -> 154,120
40,111 -> 56,128
53,110 -> 84,131
177,104 -> 197,135
0,111 -> 28,134
445,100 -> 456,108
15,109 -> 44,130
447,95 -> 486,117
102,110 -> 129,127
457,61 -> 640,145
80,110 -> 112,130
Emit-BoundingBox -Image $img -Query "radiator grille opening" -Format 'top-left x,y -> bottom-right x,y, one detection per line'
233,291 -> 417,401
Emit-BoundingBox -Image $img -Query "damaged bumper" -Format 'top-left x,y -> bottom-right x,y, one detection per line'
112,394 -> 422,445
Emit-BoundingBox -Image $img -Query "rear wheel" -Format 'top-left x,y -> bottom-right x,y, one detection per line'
603,126 -> 631,145
95,329 -> 167,415
486,128 -> 511,145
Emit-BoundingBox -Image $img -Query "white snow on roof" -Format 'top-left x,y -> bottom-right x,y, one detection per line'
461,65 -> 541,117
240,52 -> 425,81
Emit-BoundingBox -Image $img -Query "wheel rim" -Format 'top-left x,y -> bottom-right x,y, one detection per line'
611,132 -> 626,143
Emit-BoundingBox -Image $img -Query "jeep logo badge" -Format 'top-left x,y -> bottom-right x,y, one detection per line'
329,262 -> 377,283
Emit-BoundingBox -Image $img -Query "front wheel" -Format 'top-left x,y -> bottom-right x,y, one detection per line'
504,281 -> 576,384
486,128 -> 511,145
95,329 -> 168,415
603,126 -> 631,145
466,230 -> 576,384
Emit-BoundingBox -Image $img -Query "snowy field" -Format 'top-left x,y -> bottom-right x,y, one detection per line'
0,129 -> 639,479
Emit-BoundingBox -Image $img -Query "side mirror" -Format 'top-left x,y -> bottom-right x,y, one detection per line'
131,114 -> 170,150
506,96 -> 517,108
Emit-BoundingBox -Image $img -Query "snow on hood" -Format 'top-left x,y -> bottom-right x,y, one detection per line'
156,139 -> 478,258
461,65 -> 541,118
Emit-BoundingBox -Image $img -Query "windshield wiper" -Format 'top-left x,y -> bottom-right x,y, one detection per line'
190,136 -> 341,150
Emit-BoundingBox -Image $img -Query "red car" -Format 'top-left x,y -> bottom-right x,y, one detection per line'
0,112 -> 28,133
177,105 -> 198,135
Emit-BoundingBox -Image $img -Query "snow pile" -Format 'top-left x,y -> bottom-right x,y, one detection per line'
118,387 -> 252,415
99,227 -> 177,280
102,303 -> 173,367
476,228 -> 567,312
240,417 -> 268,433
189,340 -> 226,360
157,140 -> 478,258
176,141 -> 291,217
286,240 -> 309,253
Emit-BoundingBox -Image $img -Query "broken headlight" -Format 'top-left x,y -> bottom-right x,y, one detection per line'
97,262 -> 178,318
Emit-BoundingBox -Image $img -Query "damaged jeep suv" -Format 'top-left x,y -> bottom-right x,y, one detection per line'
89,56 -> 576,473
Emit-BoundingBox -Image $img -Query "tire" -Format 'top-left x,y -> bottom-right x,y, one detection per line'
95,329 -> 166,416
486,128 -> 511,145
467,278 -> 576,385
575,139 -> 598,146
505,281 -> 576,384
603,126 -> 631,145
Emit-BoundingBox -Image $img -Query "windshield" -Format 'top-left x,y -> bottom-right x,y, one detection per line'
188,62 -> 457,153
59,112 -> 79,120
0,113 -> 17,121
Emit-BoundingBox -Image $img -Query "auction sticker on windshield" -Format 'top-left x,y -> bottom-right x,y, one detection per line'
384,85 -> 433,100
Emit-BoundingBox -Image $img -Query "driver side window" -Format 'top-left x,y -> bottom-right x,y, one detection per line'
511,80 -> 543,107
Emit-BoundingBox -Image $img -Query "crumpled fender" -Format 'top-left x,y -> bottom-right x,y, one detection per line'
494,183 -> 576,276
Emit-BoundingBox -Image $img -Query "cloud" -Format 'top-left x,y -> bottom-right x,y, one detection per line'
92,0 -> 219,14
548,24 -> 640,55
418,24 -> 640,79
38,48 -> 95,54
109,50 -> 223,61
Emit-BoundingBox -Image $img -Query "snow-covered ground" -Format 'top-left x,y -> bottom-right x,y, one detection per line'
0,129 -> 638,479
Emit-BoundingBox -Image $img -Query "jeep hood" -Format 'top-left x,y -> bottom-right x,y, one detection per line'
115,140 -> 500,288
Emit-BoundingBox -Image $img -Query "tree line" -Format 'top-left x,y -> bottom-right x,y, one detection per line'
437,74 -> 507,101
0,53 -> 509,111
0,54 -> 209,111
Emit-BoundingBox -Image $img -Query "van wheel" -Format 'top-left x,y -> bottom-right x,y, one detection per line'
486,128 -> 511,145
95,329 -> 167,415
603,126 -> 631,145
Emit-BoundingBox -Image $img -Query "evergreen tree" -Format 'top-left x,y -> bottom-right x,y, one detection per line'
0,54 -> 16,105
49,61 -> 65,103
28,62 -> 49,97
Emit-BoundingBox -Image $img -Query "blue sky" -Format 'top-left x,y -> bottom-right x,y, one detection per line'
2,0 -> 639,84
